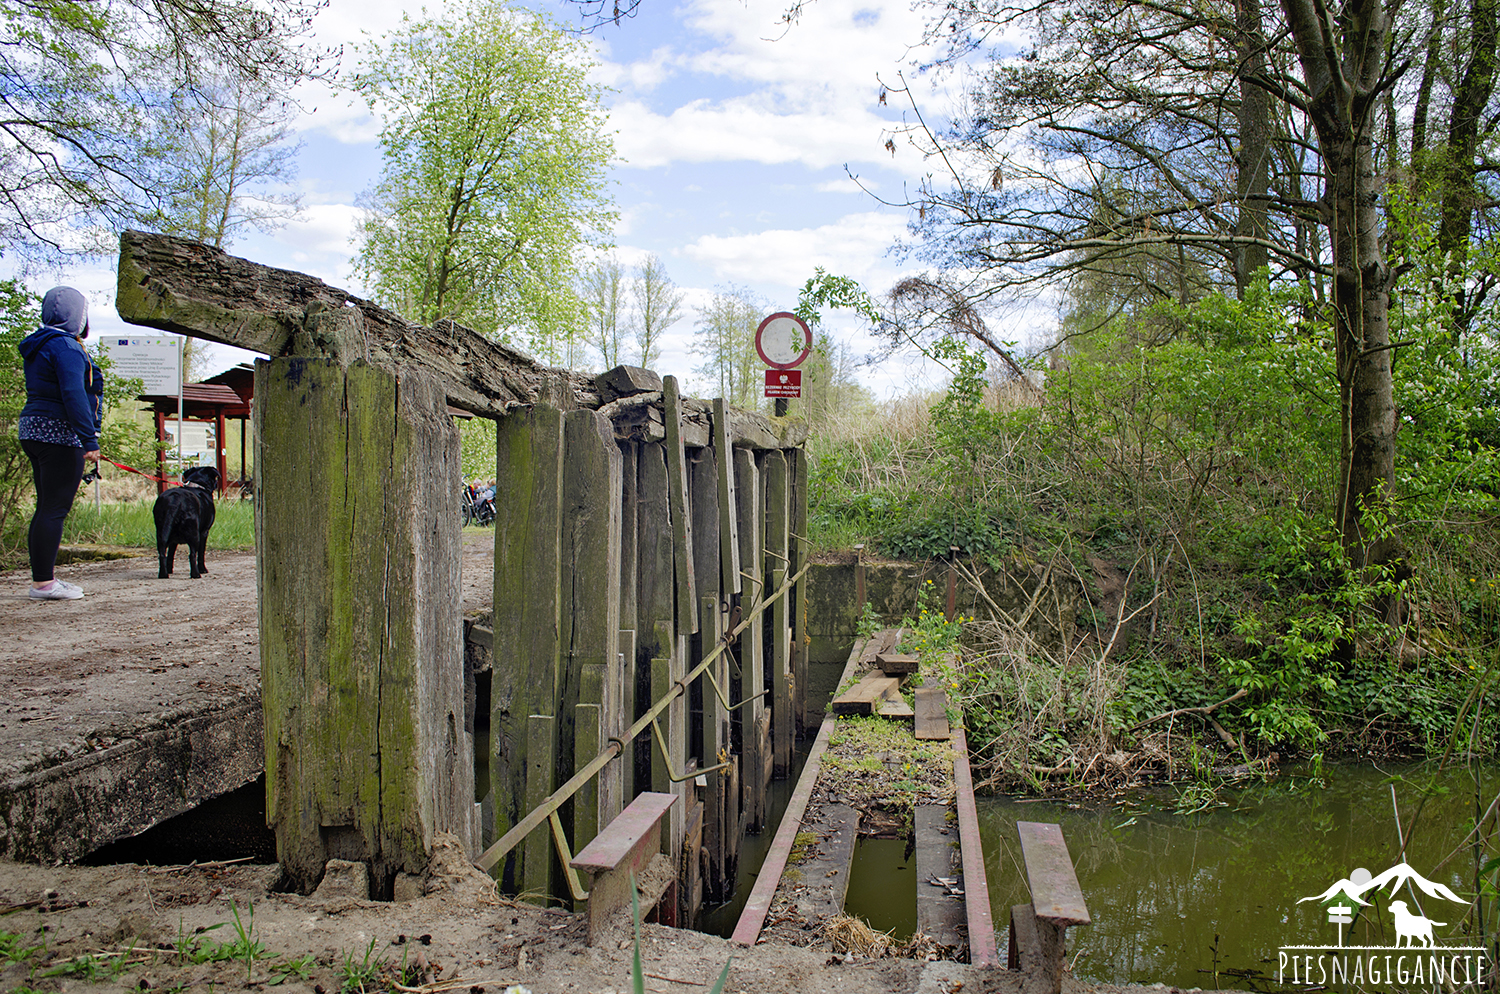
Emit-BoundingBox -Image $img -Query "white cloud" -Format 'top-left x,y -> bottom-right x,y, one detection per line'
610,97 -> 894,169
683,210 -> 908,289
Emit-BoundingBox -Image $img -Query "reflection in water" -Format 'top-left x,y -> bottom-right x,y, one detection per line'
978,764 -> 1499,989
844,836 -> 918,939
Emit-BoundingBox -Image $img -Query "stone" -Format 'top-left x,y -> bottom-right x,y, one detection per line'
313,859 -> 369,901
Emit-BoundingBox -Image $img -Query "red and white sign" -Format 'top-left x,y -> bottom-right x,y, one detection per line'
755,312 -> 813,369
764,368 -> 802,398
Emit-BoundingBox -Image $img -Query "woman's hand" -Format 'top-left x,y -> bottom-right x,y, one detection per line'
84,449 -> 100,463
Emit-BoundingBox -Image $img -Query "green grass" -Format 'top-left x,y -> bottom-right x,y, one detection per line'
61,500 -> 256,550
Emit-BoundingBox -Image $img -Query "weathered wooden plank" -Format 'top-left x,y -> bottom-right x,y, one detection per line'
571,792 -> 676,946
561,410 -> 624,841
878,696 -> 915,718
574,697 -> 601,858
257,357 -> 472,897
523,714 -> 556,900
876,652 -> 921,675
698,595 -> 727,901
713,400 -> 742,597
953,727 -> 1000,967
782,803 -> 861,921
491,404 -> 564,892
765,450 -> 791,777
790,448 -> 809,737
662,377 -> 698,635
618,629 -> 636,805
118,230 -> 597,416
733,447 -> 764,742
637,443 -> 674,798
599,392 -> 808,451
831,673 -> 902,716
915,686 -> 952,741
1016,821 -> 1091,926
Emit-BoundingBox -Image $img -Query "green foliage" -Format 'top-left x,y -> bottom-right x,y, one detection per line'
0,0 -> 327,260
338,937 -> 384,994
459,416 -> 498,482
1220,524 -> 1405,752
351,0 -> 615,351
0,280 -> 39,544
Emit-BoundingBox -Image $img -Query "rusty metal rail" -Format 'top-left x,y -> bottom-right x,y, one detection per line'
475,558 -> 813,874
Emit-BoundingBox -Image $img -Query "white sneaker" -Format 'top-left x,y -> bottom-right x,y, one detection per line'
29,580 -> 83,600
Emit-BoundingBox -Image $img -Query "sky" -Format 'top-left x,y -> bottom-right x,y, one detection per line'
35,0 -> 1036,402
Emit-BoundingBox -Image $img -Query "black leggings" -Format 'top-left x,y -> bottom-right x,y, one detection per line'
21,439 -> 84,583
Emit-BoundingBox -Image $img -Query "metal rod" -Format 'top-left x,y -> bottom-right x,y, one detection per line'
704,665 -> 765,713
549,811 -> 590,901
475,558 -> 813,873
652,718 -> 730,782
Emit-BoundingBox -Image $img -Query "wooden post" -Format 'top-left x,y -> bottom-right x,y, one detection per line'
490,404 -> 564,893
618,442 -> 639,805
790,448 -> 809,737
637,443 -> 685,864
764,449 -> 791,778
562,411 -> 624,846
524,715 -> 555,899
713,400 -> 742,600
699,594 -> 728,900
733,448 -> 765,830
662,376 -> 698,635
257,358 -> 473,897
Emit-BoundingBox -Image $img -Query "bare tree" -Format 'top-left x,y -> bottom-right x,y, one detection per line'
632,254 -> 684,368
154,77 -> 303,249
580,254 -> 628,368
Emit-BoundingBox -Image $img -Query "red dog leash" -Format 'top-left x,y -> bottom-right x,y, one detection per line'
101,457 -> 180,486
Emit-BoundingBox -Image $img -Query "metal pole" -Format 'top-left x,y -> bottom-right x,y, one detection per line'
176,335 -> 185,477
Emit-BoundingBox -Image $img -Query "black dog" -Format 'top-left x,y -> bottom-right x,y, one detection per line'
154,466 -> 220,579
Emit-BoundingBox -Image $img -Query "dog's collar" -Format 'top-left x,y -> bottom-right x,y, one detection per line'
182,482 -> 207,490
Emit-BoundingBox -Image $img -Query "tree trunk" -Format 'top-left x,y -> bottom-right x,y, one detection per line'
1235,0 -> 1273,294
1281,0 -> 1399,569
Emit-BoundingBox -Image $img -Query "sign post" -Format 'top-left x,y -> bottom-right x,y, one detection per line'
755,312 -> 813,416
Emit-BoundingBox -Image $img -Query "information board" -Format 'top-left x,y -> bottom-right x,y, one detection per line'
100,337 -> 181,395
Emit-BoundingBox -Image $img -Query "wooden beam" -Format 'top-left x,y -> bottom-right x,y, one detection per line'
562,411 -> 624,841
117,230 -> 597,416
713,400 -> 742,598
733,448 -> 764,828
523,715 -> 556,900
662,377 -> 698,635
491,404 -> 564,892
790,447 -> 809,737
257,357 -> 473,897
765,450 -> 791,778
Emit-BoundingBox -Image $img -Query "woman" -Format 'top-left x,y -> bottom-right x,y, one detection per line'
18,286 -> 100,600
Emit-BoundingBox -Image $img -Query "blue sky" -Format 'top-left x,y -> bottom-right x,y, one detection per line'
50,0 -> 1033,400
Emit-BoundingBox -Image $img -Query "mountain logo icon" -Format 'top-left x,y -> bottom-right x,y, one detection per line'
1299,862 -> 1467,908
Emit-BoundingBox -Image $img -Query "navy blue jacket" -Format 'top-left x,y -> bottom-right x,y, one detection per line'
19,297 -> 98,451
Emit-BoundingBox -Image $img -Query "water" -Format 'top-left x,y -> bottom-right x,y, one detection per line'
978,763 -> 1500,989
843,836 -> 917,939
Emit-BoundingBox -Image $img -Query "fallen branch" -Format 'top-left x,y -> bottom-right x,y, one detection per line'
1126,688 -> 1248,733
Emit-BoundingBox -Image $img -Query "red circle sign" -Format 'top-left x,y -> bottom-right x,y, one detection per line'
755,312 -> 813,370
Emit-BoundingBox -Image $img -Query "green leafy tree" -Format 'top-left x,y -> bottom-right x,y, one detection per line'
351,0 -> 615,347
0,0 -> 330,260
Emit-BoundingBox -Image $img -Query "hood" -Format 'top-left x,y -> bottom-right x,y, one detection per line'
40,286 -> 88,338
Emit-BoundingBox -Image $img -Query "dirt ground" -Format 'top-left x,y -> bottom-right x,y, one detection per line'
0,853 -> 1208,994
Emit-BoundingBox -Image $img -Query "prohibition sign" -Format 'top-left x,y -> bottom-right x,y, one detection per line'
755,312 -> 813,369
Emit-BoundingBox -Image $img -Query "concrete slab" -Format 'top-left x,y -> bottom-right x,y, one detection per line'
0,531 -> 497,863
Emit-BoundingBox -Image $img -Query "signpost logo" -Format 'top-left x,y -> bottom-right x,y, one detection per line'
1279,861 -> 1488,988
